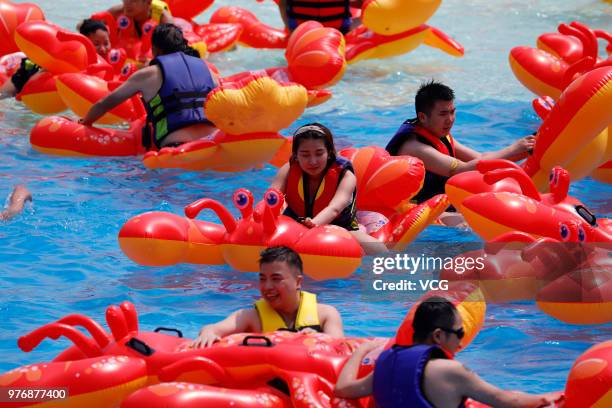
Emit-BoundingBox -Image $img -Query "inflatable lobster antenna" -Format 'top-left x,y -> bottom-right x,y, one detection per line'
18,323 -> 101,357
185,198 -> 239,233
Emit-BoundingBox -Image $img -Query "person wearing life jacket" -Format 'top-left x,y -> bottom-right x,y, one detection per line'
278,0 -> 363,35
385,80 -> 535,226
270,123 -> 388,255
80,23 -> 218,149
191,246 -> 344,348
91,0 -> 173,63
335,296 -> 563,408
0,19 -> 112,100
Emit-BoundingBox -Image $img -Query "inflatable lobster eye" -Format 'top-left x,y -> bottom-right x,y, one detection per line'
577,226 -> 586,242
118,15 -> 130,29
559,223 -> 570,241
143,22 -> 154,34
266,191 -> 279,206
264,188 -> 284,211
109,49 -> 120,63
233,189 -> 253,210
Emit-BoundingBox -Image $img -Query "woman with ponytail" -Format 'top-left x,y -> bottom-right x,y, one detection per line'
81,23 -> 219,149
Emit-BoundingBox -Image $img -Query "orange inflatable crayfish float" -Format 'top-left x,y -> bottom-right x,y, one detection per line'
1,284 -> 488,407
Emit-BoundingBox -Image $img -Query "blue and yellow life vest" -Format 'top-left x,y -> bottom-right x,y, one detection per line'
142,51 -> 215,149
255,291 -> 321,332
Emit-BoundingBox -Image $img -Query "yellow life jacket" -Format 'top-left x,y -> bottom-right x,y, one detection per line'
255,291 -> 321,333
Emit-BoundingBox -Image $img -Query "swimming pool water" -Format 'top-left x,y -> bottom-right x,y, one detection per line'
1,0 -> 611,394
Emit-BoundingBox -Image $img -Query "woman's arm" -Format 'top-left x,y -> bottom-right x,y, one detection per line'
270,163 -> 290,192
80,67 -> 151,125
310,170 -> 356,226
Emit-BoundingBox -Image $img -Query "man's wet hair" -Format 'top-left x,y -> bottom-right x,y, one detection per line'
79,19 -> 108,37
415,80 -> 455,116
412,296 -> 458,343
259,246 -> 303,276
152,23 -> 200,58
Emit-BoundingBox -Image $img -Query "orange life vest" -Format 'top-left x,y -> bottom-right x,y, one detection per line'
285,156 -> 354,219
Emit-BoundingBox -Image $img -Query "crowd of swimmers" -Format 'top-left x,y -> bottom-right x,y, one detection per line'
0,1 -> 562,406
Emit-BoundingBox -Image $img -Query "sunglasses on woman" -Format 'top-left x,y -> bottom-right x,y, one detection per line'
440,326 -> 465,339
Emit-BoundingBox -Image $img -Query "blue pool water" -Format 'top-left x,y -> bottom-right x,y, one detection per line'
1,0 -> 611,394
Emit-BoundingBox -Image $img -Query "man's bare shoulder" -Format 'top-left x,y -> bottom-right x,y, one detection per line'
317,303 -> 340,319
397,136 -> 433,156
426,358 -> 468,381
240,307 -> 262,332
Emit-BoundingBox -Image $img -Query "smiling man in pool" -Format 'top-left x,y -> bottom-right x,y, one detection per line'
191,246 -> 344,348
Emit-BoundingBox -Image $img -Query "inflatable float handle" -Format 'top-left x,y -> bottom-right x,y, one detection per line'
154,327 -> 183,337
56,30 -> 99,65
56,314 -> 110,348
158,356 -> 232,383
482,168 -> 541,201
185,198 -> 238,233
18,323 -> 101,357
242,335 -> 274,347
